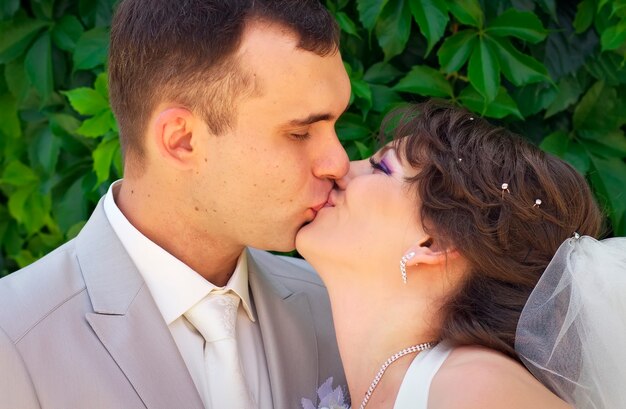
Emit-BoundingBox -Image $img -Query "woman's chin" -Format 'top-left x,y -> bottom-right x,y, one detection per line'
295,220 -> 317,259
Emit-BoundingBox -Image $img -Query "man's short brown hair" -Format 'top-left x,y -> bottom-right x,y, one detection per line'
108,0 -> 339,165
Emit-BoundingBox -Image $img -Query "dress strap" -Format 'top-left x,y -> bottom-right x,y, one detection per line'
393,342 -> 453,409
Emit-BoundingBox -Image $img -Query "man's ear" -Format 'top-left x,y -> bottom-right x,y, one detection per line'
152,107 -> 197,168
402,236 -> 459,267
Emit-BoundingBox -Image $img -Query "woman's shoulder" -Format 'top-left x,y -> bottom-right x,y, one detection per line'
427,344 -> 571,409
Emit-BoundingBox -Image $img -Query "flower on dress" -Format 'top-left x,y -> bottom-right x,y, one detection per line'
301,377 -> 350,409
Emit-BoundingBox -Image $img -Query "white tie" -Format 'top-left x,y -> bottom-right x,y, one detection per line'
185,292 -> 256,409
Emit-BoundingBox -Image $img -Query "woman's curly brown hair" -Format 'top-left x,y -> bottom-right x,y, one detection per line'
384,100 -> 604,359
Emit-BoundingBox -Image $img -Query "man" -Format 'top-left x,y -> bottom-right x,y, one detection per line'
0,1 -> 351,408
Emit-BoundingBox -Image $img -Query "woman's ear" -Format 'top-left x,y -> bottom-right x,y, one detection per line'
402,236 -> 459,267
152,107 -> 197,168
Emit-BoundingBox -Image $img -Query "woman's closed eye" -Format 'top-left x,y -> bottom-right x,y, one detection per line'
369,157 -> 391,175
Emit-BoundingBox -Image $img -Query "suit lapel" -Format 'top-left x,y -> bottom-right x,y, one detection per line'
248,250 -> 319,409
76,201 -> 204,409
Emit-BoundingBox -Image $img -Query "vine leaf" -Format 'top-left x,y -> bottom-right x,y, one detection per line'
468,37 -> 500,104
410,0 -> 449,56
486,9 -> 548,43
25,31 -> 53,102
438,30 -> 477,73
490,36 -> 550,86
357,0 -> 390,30
375,0 -> 412,61
446,0 -> 483,28
73,27 -> 109,72
393,65 -> 452,97
459,85 -> 522,119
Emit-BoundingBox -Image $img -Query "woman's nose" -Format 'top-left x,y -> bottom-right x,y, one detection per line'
334,159 -> 370,190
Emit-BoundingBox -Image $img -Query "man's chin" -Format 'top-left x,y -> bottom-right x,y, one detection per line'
261,234 -> 297,254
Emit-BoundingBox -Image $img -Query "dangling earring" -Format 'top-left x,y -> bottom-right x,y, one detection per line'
400,252 -> 415,284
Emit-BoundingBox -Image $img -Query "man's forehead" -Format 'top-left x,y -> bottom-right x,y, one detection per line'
238,19 -> 301,57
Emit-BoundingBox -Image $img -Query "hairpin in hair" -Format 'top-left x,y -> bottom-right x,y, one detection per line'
501,183 -> 510,197
533,199 -> 542,208
469,117 -> 475,121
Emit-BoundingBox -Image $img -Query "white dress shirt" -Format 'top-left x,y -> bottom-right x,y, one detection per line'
103,180 -> 273,409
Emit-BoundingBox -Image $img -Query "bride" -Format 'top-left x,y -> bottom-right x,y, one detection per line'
296,101 -> 623,408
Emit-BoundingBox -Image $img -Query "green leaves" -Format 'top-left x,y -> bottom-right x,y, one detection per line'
573,81 -> 624,131
7,185 -> 51,234
63,87 -> 108,116
574,0 -> 595,33
92,136 -> 121,185
63,73 -> 117,138
24,31 -> 53,102
601,20 -> 626,51
438,30 -> 477,73
491,37 -> 549,86
0,0 -> 115,273
588,156 -> 626,234
336,113 -> 373,142
73,27 -> 109,71
0,0 -> 20,20
335,12 -> 360,37
1,160 -> 51,234
62,72 -> 119,184
446,0 -> 483,28
468,37 -> 500,103
0,93 -> 21,139
375,0 -> 411,60
357,0 -> 389,29
544,75 -> 584,118
0,13 -> 48,64
51,16 -> 84,52
486,9 -> 548,43
393,65 -> 452,97
459,85 -> 522,119
1,160 -> 38,186
410,0 -> 449,55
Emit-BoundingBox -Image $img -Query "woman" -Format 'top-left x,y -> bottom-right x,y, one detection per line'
296,100 -> 622,409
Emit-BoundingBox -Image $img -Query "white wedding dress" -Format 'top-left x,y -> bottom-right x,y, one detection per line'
393,342 -> 453,409
392,236 -> 626,409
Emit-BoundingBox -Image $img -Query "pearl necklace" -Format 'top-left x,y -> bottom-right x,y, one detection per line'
358,342 -> 436,409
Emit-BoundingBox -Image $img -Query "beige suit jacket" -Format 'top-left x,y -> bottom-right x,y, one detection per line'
0,200 -> 345,409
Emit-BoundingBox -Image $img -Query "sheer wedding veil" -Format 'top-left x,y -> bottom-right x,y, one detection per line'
515,235 -> 626,408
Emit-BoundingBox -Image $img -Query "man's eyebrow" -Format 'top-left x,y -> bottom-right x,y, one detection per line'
288,113 -> 334,127
287,102 -> 351,127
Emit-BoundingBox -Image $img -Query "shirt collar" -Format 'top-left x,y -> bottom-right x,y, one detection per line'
103,180 -> 256,325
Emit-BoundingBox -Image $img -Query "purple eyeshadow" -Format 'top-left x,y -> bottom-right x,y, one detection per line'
379,158 -> 392,174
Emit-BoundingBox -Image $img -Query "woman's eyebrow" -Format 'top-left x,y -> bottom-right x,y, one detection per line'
377,145 -> 396,158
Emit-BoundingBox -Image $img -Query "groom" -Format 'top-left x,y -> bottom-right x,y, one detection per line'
0,1 -> 350,408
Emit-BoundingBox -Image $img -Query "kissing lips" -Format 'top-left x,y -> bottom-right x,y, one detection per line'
309,201 -> 326,219
309,191 -> 335,219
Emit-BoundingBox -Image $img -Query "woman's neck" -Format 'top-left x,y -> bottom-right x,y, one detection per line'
325,273 -> 439,409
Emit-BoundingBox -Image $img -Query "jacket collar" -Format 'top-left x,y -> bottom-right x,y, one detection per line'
76,200 -> 204,409
247,248 -> 320,409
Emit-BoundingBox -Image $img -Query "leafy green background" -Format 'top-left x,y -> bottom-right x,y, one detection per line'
1,0 -> 625,276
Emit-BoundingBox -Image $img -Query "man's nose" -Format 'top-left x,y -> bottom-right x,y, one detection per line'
313,131 -> 350,181
335,159 -> 370,190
